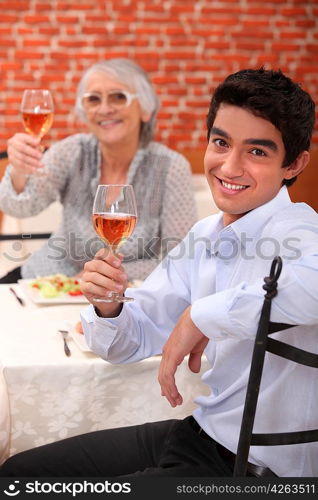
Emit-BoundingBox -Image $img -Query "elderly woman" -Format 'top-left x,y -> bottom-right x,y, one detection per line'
0,58 -> 197,283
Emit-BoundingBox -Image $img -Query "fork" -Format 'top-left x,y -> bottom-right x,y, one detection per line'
58,329 -> 71,357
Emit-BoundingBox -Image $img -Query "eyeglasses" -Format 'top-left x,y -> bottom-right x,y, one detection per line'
81,90 -> 138,111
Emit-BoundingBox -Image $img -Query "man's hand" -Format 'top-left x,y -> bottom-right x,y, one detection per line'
158,306 -> 209,407
80,248 -> 128,318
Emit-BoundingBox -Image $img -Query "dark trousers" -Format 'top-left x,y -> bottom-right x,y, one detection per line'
0,266 -> 22,284
0,416 -> 234,477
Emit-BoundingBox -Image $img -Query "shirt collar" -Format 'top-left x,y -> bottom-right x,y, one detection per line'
207,187 -> 292,256
224,186 -> 292,246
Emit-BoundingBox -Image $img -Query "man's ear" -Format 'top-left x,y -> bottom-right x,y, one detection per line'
283,150 -> 310,180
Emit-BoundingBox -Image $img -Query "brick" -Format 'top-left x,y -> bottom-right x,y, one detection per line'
14,51 -> 44,59
5,93 -> 23,101
143,16 -> 171,23
135,27 -> 160,35
232,31 -> 273,40
171,39 -> 198,47
3,109 -> 20,116
0,39 -> 16,47
164,64 -> 181,72
192,29 -> 224,37
0,3 -> 28,11
186,100 -> 211,109
56,16 -> 79,23
198,17 -> 237,26
56,2 -> 92,10
295,65 -> 318,74
138,4 -> 165,13
92,40 -> 118,47
245,7 -> 276,15
185,77 -> 207,84
84,14 -> 111,22
242,20 -> 270,28
281,8 -> 307,16
152,77 -> 179,84
168,133 -> 193,142
113,27 -> 132,34
170,5 -> 195,13
0,14 -> 19,22
41,74 -> 67,82
1,62 -> 22,71
58,40 -> 88,48
24,39 -> 51,47
210,54 -> 250,63
12,73 -> 40,83
157,112 -> 173,120
178,112 -> 203,121
17,28 -> 34,35
256,54 -> 280,64
82,27 -> 108,34
117,15 -> 136,22
169,89 -> 188,96
35,3 -> 53,10
204,42 -> 230,49
271,43 -> 300,51
295,20 -> 316,27
165,52 -> 197,59
161,100 -> 179,107
23,15 -> 50,23
185,63 -> 220,72
275,20 -> 290,27
165,27 -> 186,35
236,42 -> 266,51
202,6 -> 242,15
306,45 -> 318,53
280,32 -> 307,39
44,64 -> 69,71
124,38 -> 149,47
39,28 -> 60,35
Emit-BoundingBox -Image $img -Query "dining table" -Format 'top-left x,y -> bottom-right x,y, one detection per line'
0,282 -> 210,465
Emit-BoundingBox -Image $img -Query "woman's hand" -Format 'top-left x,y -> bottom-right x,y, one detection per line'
80,248 -> 128,318
7,133 -> 44,176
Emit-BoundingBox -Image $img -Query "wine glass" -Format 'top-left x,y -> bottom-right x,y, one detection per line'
21,89 -> 54,139
92,184 -> 138,303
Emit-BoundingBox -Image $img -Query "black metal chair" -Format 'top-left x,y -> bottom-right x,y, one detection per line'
233,256 -> 318,476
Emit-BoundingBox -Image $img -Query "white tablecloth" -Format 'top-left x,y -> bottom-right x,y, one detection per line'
0,284 -> 210,464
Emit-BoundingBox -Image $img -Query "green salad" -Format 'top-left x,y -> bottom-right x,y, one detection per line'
30,274 -> 83,298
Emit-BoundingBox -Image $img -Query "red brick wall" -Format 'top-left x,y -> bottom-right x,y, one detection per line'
0,0 -> 317,153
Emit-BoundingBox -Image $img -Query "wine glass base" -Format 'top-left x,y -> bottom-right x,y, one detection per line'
93,296 -> 134,303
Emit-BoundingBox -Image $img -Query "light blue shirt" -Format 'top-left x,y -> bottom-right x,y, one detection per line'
81,186 -> 318,477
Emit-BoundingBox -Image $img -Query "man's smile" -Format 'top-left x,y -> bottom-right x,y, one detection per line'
217,177 -> 250,192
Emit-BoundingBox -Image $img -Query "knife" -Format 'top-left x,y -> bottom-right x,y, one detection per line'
9,287 -> 25,306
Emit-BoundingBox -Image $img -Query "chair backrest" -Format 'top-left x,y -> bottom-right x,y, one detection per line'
0,151 -> 9,233
233,256 -> 318,477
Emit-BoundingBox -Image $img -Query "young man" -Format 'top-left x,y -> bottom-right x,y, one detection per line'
1,68 -> 317,477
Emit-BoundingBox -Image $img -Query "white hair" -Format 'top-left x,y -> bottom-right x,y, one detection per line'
75,58 -> 160,147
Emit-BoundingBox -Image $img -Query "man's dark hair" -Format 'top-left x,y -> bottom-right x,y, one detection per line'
207,68 -> 316,186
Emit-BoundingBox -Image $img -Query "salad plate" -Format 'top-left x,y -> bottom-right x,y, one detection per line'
17,275 -> 89,305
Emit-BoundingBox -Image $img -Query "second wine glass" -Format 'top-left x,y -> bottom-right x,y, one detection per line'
92,184 -> 138,303
21,89 -> 54,139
